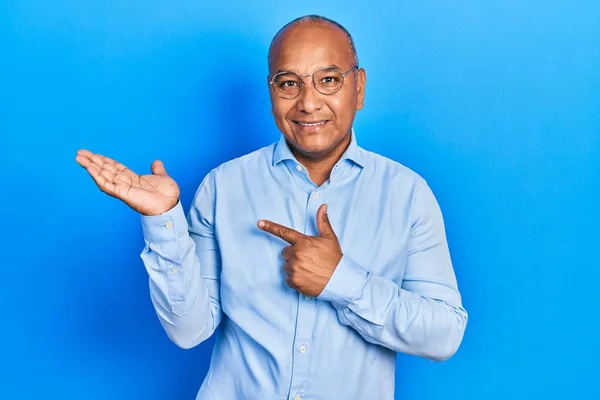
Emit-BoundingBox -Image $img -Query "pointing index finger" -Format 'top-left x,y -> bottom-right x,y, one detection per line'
258,220 -> 304,245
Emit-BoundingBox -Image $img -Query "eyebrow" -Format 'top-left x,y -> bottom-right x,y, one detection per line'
273,64 -> 341,75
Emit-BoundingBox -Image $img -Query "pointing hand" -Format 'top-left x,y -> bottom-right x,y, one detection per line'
257,204 -> 342,296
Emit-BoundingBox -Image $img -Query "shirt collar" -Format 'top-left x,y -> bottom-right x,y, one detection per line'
272,128 -> 364,168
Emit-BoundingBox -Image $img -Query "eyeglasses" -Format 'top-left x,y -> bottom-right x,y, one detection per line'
269,65 -> 358,99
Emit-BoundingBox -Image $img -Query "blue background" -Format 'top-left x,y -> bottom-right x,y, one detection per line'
1,1 -> 599,399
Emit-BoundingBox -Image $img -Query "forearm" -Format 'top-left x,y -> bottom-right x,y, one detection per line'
140,200 -> 221,349
319,255 -> 467,361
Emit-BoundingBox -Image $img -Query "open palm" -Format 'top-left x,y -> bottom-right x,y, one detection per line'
75,149 -> 180,216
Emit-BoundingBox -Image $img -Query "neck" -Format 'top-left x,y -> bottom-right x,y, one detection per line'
289,132 -> 352,187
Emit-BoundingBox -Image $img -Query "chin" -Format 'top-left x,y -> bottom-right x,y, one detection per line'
289,135 -> 337,157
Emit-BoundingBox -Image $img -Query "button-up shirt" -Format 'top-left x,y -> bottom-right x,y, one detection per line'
139,130 -> 467,400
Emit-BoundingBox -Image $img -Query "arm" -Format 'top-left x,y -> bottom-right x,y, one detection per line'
318,181 -> 467,361
139,172 -> 223,349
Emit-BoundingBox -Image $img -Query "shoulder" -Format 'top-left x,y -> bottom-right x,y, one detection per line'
360,148 -> 443,220
205,141 -> 277,182
360,147 -> 427,189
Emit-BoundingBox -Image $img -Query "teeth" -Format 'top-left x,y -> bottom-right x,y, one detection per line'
298,121 -> 326,127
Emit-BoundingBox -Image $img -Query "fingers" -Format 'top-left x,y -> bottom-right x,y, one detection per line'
75,150 -> 128,173
75,152 -> 93,169
76,149 -> 94,159
284,275 -> 297,289
87,163 -> 116,196
281,246 -> 293,261
283,261 -> 292,276
316,204 -> 336,238
76,149 -> 137,193
102,155 -> 127,172
90,154 -> 118,175
283,263 -> 298,290
257,220 -> 305,245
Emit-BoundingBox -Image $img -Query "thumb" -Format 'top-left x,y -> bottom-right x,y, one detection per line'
316,204 -> 336,238
151,160 -> 168,176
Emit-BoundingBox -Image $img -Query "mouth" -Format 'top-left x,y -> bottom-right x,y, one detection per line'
293,120 -> 329,131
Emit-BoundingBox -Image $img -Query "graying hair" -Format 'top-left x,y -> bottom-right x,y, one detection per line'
268,15 -> 359,71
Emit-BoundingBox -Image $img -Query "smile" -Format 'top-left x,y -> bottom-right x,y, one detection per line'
295,120 -> 328,127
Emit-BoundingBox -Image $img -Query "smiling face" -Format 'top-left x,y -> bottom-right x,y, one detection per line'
268,22 -> 366,161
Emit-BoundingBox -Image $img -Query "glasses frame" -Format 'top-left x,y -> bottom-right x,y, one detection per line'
269,65 -> 359,99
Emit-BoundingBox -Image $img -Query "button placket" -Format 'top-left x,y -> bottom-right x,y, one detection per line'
288,189 -> 319,399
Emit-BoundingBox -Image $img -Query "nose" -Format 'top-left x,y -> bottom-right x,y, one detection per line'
295,77 -> 323,114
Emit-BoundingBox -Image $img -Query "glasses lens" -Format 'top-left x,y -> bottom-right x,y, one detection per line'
314,68 -> 344,94
272,73 -> 302,98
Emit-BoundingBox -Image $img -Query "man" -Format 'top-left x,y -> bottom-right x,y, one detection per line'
75,15 -> 467,400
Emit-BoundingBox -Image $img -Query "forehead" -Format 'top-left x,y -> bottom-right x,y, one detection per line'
270,23 -> 353,73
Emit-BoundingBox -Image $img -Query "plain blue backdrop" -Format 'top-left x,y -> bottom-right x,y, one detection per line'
1,1 -> 599,399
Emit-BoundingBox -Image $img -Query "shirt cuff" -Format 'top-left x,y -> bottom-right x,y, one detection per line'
140,200 -> 188,243
317,254 -> 370,309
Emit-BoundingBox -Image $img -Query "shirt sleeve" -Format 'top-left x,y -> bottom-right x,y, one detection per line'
139,171 -> 223,349
317,181 -> 468,361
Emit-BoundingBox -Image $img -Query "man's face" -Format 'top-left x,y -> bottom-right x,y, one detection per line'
268,23 -> 366,159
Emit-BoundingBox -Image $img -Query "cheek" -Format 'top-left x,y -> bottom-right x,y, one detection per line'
272,100 -> 293,122
328,98 -> 342,113
327,96 -> 351,122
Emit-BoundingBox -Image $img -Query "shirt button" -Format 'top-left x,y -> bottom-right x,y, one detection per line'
294,395 -> 302,400
304,295 -> 312,300
298,345 -> 307,353
313,192 -> 320,200
165,221 -> 173,229
296,164 -> 303,172
169,267 -> 178,275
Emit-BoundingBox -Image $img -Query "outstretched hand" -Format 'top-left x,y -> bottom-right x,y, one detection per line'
75,149 -> 180,216
257,204 -> 342,296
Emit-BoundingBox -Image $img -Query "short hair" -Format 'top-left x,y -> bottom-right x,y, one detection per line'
267,15 -> 359,71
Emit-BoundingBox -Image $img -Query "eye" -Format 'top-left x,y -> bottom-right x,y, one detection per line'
281,80 -> 299,88
320,76 -> 339,84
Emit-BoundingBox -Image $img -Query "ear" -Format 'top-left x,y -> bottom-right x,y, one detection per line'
356,68 -> 366,111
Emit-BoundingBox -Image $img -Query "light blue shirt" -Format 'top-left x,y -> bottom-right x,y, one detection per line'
139,130 -> 467,400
